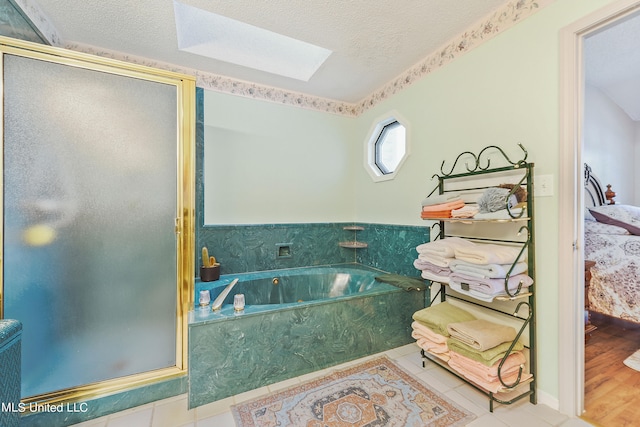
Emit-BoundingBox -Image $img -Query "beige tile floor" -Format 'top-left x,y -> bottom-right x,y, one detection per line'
70,343 -> 593,427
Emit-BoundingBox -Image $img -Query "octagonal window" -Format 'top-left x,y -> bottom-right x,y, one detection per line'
375,121 -> 405,174
365,112 -> 409,182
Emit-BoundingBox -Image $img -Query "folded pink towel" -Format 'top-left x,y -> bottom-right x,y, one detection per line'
413,336 -> 449,355
412,321 -> 450,355
449,358 -> 532,393
411,321 -> 447,344
422,348 -> 451,362
449,349 -> 530,393
451,205 -> 480,218
448,350 -> 526,381
421,199 -> 465,213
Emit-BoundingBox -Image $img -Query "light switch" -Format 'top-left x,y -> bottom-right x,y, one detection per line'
535,174 -> 554,197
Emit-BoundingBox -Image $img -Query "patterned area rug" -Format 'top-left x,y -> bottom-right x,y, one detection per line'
623,349 -> 640,371
231,356 -> 476,427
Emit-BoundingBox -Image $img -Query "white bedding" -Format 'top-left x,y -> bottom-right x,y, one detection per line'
585,226 -> 640,322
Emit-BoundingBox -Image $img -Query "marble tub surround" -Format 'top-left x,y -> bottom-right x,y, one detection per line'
196,222 -> 428,276
188,266 -> 425,408
355,223 -> 430,276
197,222 -> 352,275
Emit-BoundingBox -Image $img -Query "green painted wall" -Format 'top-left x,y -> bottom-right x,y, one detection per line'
203,91 -> 356,225
351,0 -> 617,402
203,0 -> 620,404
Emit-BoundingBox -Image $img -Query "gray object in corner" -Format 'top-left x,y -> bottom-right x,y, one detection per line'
0,319 -> 22,427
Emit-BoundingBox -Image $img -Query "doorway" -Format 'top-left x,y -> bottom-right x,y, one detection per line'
558,0 -> 640,418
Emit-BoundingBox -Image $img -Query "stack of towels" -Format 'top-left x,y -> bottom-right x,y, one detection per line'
421,193 -> 465,219
412,302 -> 532,393
413,237 -> 532,301
420,186 -> 524,220
411,301 -> 475,362
413,237 -> 474,283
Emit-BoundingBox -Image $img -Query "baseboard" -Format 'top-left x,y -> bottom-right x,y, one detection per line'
537,388 -> 560,411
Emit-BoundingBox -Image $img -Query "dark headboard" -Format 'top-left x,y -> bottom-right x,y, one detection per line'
584,163 -> 607,207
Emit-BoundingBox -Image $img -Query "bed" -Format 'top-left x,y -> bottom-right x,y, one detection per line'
584,163 -> 640,323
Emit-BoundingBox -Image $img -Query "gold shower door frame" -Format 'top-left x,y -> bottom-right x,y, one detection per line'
0,36 -> 195,405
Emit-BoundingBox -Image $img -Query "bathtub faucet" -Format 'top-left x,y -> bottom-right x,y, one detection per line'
211,278 -> 239,311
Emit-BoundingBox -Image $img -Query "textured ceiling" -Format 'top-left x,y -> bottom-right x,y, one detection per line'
585,9 -> 640,121
31,0 -> 509,103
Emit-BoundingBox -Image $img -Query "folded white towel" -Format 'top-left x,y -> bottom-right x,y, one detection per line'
413,258 -> 451,276
450,272 -> 533,298
454,243 -> 525,265
421,270 -> 451,284
416,237 -> 475,257
421,193 -> 462,207
473,208 -> 524,220
449,259 -> 528,279
449,281 -> 529,302
418,253 -> 452,268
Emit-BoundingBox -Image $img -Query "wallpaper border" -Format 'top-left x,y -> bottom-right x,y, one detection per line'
17,0 -> 552,117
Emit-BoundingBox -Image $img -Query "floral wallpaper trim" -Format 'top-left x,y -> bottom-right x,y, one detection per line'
60,42 -> 359,117
18,0 -> 552,117
356,0 -> 554,113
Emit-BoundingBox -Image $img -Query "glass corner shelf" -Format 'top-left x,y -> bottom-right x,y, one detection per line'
338,241 -> 368,249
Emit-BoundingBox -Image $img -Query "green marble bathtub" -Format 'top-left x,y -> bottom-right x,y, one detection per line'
187,264 -> 425,408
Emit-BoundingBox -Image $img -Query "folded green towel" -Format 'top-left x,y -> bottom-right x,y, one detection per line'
375,274 -> 425,291
447,337 -> 524,367
412,302 -> 476,337
447,319 -> 517,351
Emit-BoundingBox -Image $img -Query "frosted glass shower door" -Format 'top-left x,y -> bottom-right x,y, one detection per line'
2,53 -> 180,398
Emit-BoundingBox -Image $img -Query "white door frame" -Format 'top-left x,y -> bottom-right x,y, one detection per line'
558,0 -> 640,416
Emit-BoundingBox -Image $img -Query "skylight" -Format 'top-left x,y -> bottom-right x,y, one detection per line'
173,1 -> 332,81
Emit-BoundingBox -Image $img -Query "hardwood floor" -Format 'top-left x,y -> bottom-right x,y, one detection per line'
582,312 -> 640,427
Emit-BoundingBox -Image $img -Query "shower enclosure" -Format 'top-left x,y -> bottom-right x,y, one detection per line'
0,37 -> 195,402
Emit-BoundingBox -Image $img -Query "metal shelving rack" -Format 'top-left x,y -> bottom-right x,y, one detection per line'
420,144 -> 536,412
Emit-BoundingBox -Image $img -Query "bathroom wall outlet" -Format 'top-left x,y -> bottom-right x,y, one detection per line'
535,174 -> 554,197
